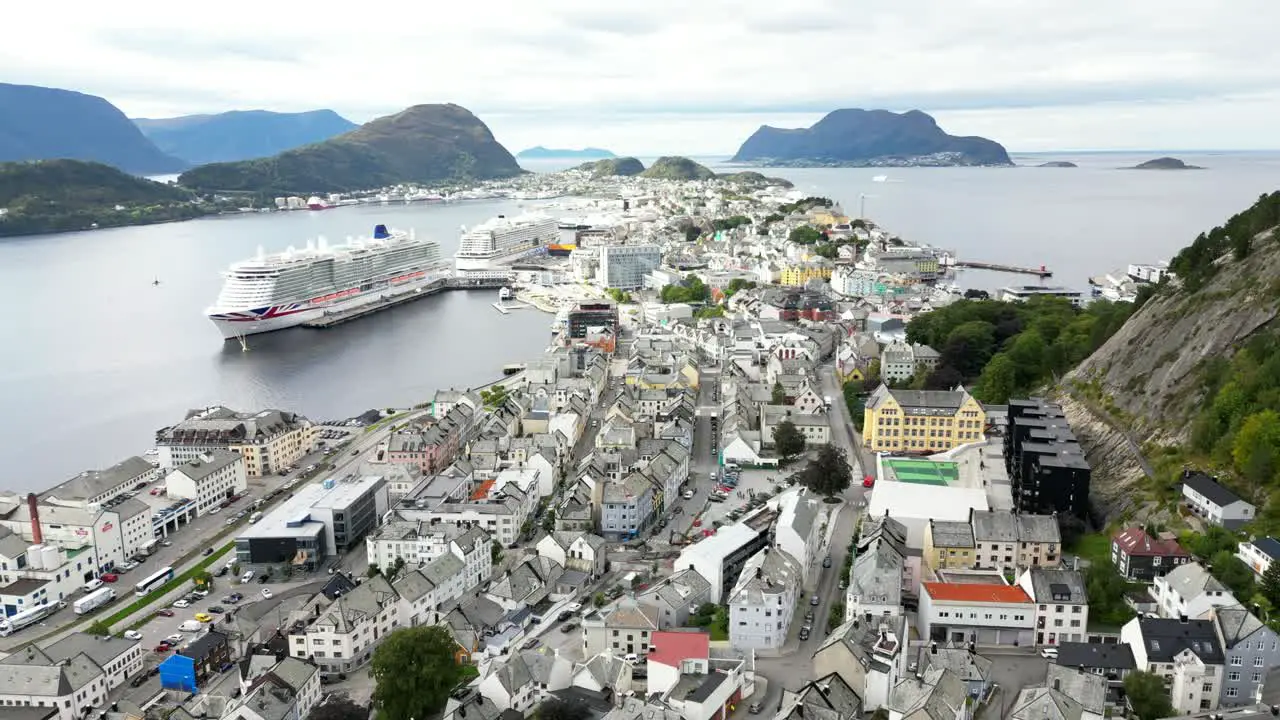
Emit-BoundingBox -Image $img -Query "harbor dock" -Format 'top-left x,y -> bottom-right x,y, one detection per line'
302,276 -> 507,329
954,260 -> 1053,278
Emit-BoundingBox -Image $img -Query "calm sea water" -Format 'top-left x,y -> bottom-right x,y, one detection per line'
2,152 -> 1278,491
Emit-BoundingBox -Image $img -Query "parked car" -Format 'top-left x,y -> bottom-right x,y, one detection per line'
173,599 -> 191,609
750,703 -> 764,714
155,608 -> 175,617
222,594 -> 242,604
822,556 -> 832,568
810,595 -> 820,606
203,548 -> 214,556
194,613 -> 213,623
123,630 -> 143,640
207,606 -> 226,614
261,588 -> 273,598
153,644 -> 173,653
1040,648 -> 1058,659
557,610 -> 574,622
862,475 -> 875,488
561,622 -> 578,633
521,638 -> 541,651
166,634 -> 184,644
192,589 -> 209,598
101,573 -> 119,583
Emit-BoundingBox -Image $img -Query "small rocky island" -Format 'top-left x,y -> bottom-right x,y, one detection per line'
1036,161 -> 1078,168
1130,157 -> 1203,170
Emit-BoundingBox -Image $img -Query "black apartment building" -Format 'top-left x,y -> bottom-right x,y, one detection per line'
567,301 -> 619,339
1006,398 -> 1092,518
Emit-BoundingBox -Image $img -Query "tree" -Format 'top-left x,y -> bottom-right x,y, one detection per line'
923,364 -> 964,391
773,421 -> 806,461
684,225 -> 702,242
1124,671 -> 1174,720
480,384 -> 510,409
788,226 -> 823,245
308,696 -> 369,720
491,540 -> 504,564
542,508 -> 557,533
1209,550 -> 1255,599
371,625 -> 464,720
87,620 -> 111,636
1233,410 -> 1280,484
1261,559 -> 1280,607
384,557 -> 406,581
797,445 -> 852,497
975,352 -> 1018,403
537,698 -> 592,720
366,564 -> 382,578
772,381 -> 786,405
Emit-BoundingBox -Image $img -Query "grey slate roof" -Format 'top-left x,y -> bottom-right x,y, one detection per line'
1134,617 -> 1224,663
170,449 -> 242,482
44,632 -> 138,669
1023,567 -> 1086,605
850,541 -> 903,606
1008,687 -> 1084,720
1053,642 -> 1135,670
917,644 -> 993,684
929,521 -> 974,548
1182,472 -> 1246,508
42,455 -> 154,502
1213,604 -> 1267,649
1045,666 -> 1106,715
1162,562 -> 1230,599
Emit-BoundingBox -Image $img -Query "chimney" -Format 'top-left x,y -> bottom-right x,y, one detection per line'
27,494 -> 42,545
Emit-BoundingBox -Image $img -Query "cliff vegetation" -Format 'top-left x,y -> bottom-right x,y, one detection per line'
0,159 -> 215,237
178,104 -> 522,194
639,156 -> 716,181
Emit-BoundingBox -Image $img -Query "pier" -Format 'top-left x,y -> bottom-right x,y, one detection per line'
301,276 -> 511,329
954,260 -> 1053,278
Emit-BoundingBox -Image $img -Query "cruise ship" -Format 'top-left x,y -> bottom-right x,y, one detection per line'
455,214 -> 558,273
206,224 -> 448,339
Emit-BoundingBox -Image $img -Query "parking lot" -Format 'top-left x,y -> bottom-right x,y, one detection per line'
695,466 -> 790,527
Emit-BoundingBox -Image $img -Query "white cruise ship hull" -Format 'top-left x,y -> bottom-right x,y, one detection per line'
208,270 -> 447,340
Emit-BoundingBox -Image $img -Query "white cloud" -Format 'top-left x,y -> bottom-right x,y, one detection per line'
3,0 -> 1279,154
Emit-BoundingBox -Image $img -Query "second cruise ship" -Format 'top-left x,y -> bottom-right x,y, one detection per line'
206,224 -> 448,339
454,213 -> 557,274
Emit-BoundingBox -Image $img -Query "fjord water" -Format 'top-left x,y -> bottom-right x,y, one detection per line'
2,152 -> 1279,491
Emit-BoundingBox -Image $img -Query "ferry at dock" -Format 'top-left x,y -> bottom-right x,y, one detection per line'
206,224 -> 448,339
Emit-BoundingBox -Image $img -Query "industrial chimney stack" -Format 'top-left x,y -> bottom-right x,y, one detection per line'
27,493 -> 42,545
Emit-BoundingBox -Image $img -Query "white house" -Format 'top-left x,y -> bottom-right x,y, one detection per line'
917,582 -> 1035,647
645,630 -> 712,695
772,488 -> 824,587
728,547 -> 800,651
477,649 -> 572,712
675,522 -> 767,603
1016,567 -> 1089,646
164,449 -> 248,516
1121,616 -> 1225,715
1153,562 -> 1237,619
1236,537 -> 1280,578
1181,472 -> 1255,529
287,574 -> 401,674
535,531 -> 608,578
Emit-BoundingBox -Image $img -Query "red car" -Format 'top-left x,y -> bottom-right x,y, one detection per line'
101,573 -> 118,583
155,609 -> 175,617
153,643 -> 172,653
862,475 -> 875,488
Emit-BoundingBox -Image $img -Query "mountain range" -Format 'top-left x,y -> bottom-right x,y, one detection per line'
178,103 -> 523,194
517,146 -> 615,160
0,83 -> 186,174
731,108 -> 1012,167
133,110 -> 358,165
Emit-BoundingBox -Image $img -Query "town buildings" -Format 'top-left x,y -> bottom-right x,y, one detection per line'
234,473 -> 389,569
1237,537 -> 1280,578
1016,567 -> 1089,646
1121,616 -> 1224,714
727,547 -> 801,651
164,450 -> 248,516
862,386 -> 986,454
156,406 -> 317,477
1005,398 -> 1091,518
1180,471 -> 1256,529
917,581 -> 1035,646
1152,562 -> 1237,619
969,510 -> 1062,571
675,522 -> 769,603
599,244 -> 662,289
1206,604 -> 1280,707
1111,527 -> 1192,581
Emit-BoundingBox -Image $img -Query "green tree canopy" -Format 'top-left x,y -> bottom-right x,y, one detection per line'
1233,410 -> 1280,484
308,696 -> 369,720
1124,671 -> 1175,720
659,274 -> 711,304
1261,559 -> 1280,607
772,381 -> 786,405
773,420 -> 806,461
371,625 -> 465,720
795,445 -> 852,497
1209,550 -> 1255,599
788,226 -> 823,245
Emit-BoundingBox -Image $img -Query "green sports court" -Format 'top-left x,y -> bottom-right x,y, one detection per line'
883,458 -> 960,486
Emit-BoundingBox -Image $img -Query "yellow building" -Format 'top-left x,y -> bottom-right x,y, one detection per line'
862,385 -> 985,453
923,519 -> 977,571
158,407 -> 318,478
808,207 -> 851,227
779,262 -> 833,287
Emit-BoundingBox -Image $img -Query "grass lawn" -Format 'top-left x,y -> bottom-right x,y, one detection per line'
1069,531 -> 1113,567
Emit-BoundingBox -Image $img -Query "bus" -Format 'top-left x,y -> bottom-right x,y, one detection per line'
0,603 -> 55,637
135,566 -> 175,596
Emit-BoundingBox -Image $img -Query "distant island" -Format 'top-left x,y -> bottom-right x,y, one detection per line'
178,103 -> 523,194
133,109 -> 358,165
518,146 -> 615,160
576,157 -> 645,177
0,82 -> 186,174
640,156 -> 717,181
1129,157 -> 1204,170
717,170 -> 794,188
0,159 -> 223,237
731,108 -> 1012,167
1036,161 -> 1078,168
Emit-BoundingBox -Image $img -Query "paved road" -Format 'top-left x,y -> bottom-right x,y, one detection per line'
818,366 -> 874,480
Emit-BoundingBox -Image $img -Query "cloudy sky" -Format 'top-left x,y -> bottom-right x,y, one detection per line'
5,0 -> 1280,155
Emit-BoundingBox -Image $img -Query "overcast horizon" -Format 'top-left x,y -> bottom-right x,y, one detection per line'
5,0 -> 1280,156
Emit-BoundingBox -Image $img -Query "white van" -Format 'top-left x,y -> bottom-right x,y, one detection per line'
82,578 -> 104,593
179,620 -> 203,632
241,570 -> 255,584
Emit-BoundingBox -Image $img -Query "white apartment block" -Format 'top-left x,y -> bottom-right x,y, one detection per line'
165,450 -> 248,515
0,634 -> 142,720
287,574 -> 401,674
41,456 -> 157,508
156,406 -> 316,477
1153,562 -> 1237,619
728,547 -> 800,651
1017,567 -> 1089,646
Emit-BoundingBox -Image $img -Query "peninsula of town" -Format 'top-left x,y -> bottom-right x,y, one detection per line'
1,163 -> 1272,720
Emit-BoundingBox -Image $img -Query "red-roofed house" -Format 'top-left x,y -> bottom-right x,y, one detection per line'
918,582 -> 1034,647
647,630 -> 711,694
1110,527 -> 1191,582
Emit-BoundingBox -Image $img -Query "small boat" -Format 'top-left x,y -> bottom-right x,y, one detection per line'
152,278 -> 162,286
499,287 -> 514,302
